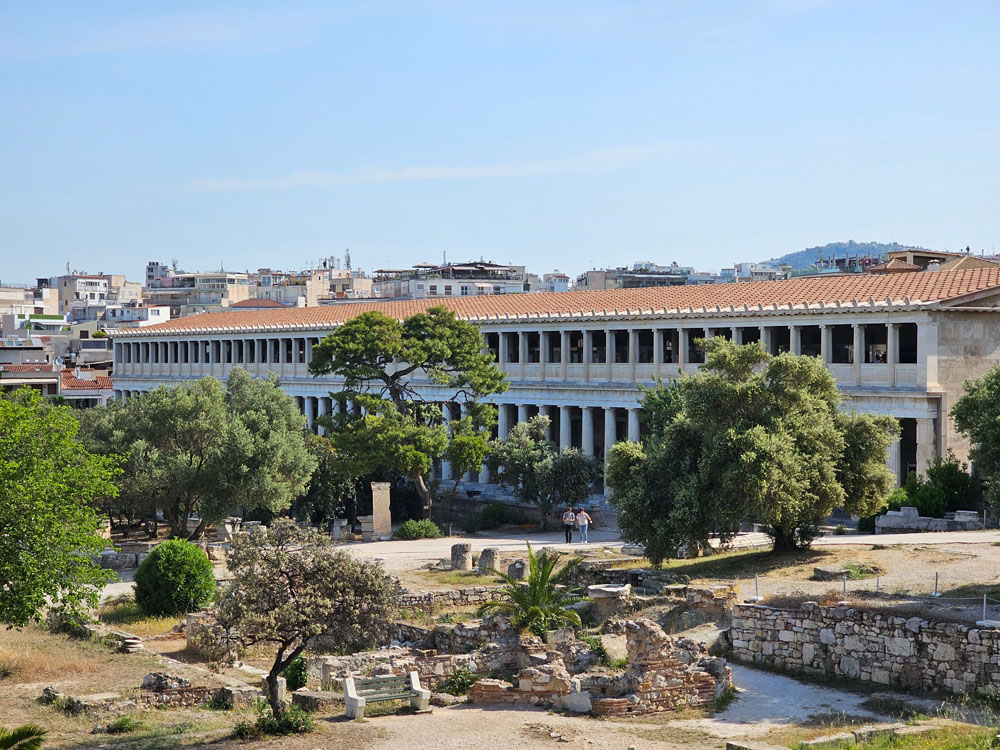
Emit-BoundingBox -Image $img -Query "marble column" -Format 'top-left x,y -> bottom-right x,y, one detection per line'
652,328 -> 663,379
517,404 -> 528,423
604,407 -> 617,462
559,406 -> 572,452
915,417 -> 937,478
316,395 -> 329,436
560,330 -> 569,381
820,325 -> 831,364
677,329 -> 687,368
853,323 -> 863,385
581,406 -> 594,457
497,403 -> 511,439
606,328 -> 615,381
499,332 -> 509,370
441,403 -> 453,482
627,408 -> 641,442
628,328 -> 637,382
518,331 -> 527,381
789,325 -> 801,355
583,330 -> 592,382
304,396 -> 316,432
886,438 -> 902,486
887,322 -> 898,387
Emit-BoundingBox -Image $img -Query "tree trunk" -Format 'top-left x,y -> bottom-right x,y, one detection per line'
187,518 -> 208,541
412,473 -> 433,519
770,526 -> 798,553
265,670 -> 284,716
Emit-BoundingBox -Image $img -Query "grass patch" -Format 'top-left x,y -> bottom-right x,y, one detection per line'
843,562 -> 883,580
831,725 -> 995,749
107,714 -> 145,734
409,568 -> 494,588
99,596 -> 180,637
713,685 -> 738,711
654,547 -> 832,581
0,660 -> 17,679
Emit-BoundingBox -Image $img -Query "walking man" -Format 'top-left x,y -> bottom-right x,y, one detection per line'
575,507 -> 592,544
561,505 -> 576,544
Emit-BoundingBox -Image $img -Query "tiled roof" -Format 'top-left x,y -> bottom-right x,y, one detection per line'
0,363 -> 55,372
115,268 -> 1000,337
938,255 -> 1000,272
61,369 -> 114,390
867,258 -> 923,273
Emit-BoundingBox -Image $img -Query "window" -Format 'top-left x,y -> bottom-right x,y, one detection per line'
429,285 -> 438,295
461,285 -> 470,296
444,285 -> 452,295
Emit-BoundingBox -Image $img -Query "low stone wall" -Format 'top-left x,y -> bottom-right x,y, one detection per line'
394,585 -> 503,612
729,603 -> 1000,695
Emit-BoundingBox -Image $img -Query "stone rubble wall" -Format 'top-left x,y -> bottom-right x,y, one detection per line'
394,585 -> 504,612
729,603 -> 1000,695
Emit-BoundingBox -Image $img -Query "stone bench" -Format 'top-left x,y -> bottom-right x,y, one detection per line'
343,671 -> 430,719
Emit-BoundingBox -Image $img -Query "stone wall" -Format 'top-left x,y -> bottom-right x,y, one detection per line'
729,602 -> 1000,695
394,585 -> 503,612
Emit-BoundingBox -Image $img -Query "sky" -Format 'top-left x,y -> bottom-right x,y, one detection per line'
1,0 -> 998,285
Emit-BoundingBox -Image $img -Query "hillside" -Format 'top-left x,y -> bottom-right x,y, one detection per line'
764,241 -> 930,270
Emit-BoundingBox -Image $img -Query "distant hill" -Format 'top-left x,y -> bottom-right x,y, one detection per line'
764,241 -> 930,271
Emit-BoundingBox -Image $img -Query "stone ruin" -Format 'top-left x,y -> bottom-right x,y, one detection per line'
469,618 -> 732,716
875,505 -> 984,534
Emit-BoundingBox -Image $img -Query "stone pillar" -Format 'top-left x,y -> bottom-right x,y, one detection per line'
559,406 -> 572,452
853,323 -> 863,384
915,418 -> 937,478
316,395 -> 329,436
628,328 -> 637,382
627,408 -> 640,442
887,322 -> 898,387
789,325 -> 801,355
518,331 -> 527,381
759,326 -> 769,354
461,402 -> 475,482
498,403 -> 511,439
539,331 -> 548,381
517,403 -> 528,424
583,330 -> 592,382
451,543 -> 473,571
652,328 -> 663,378
886,437 -> 902,487
581,407 -> 594,457
507,559 -> 527,580
820,325 -> 831,364
304,396 -> 316,432
606,328 -> 615,381
541,405 -> 553,441
677,329 -> 687,367
478,547 -> 500,575
560,330 -> 569,381
731,327 -> 740,344
604,407 -> 617,462
441,403 -> 453,482
918,321 -> 939,388
499,331 -> 509,369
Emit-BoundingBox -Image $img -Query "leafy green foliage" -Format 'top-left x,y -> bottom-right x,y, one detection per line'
215,520 -> 396,714
134,539 -> 215,616
310,306 -> 507,516
0,724 -> 47,750
235,700 -> 315,739
952,366 -> 1000,509
393,519 -> 442,539
478,503 -> 526,530
488,416 -> 601,518
105,715 -> 143,734
477,542 -> 586,637
289,434 -> 356,526
0,389 -> 117,627
79,370 -> 316,538
607,339 -> 898,560
884,456 -> 981,518
438,666 -> 479,695
282,655 -> 308,691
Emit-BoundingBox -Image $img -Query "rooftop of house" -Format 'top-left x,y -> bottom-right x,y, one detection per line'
867,258 -> 923,274
61,368 -> 113,390
111,267 -> 1000,337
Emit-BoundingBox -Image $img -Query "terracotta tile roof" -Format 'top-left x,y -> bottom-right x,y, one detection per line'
115,268 -> 1000,337
938,255 -> 1000,272
61,369 -> 114,390
0,363 -> 55,372
867,258 -> 923,274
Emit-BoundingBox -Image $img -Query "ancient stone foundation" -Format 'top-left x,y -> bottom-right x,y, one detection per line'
729,602 -> 1000,695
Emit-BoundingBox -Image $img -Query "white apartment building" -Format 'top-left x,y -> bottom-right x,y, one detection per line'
110,268 -> 1000,492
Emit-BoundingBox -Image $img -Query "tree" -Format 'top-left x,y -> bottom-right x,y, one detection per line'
310,306 -> 507,517
606,339 -> 898,559
488,415 -> 601,523
0,389 -> 118,627
0,724 -> 47,750
134,539 -> 215,616
477,542 -> 586,637
289,434 -> 357,527
215,520 -> 396,714
82,370 -> 316,538
952,366 -> 1000,509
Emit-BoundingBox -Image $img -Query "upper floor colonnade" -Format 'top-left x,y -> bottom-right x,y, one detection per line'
112,316 -> 929,391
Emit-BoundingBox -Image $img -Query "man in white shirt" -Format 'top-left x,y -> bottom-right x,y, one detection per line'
575,507 -> 592,543
561,506 -> 576,543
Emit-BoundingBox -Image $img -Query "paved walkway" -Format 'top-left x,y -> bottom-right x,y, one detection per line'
816,529 -> 1000,546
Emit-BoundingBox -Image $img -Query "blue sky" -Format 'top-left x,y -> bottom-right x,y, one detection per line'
1,1 -> 998,284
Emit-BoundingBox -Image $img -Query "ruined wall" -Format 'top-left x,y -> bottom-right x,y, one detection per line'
730,602 -> 1000,695
394,585 -> 503,612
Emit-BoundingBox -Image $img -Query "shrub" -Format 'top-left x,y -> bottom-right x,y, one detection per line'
282,655 -> 308,691
458,513 -> 482,534
394,519 -> 442,540
107,715 -> 144,734
833,524 -> 847,535
478,503 -> 525,530
134,539 -> 215,616
206,691 -> 233,711
438,666 -> 479,696
236,700 -> 314,738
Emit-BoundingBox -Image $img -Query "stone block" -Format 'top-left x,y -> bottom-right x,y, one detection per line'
477,547 -> 500,574
219,685 -> 260,709
260,676 -> 287,705
561,689 -> 592,713
291,689 -> 343,712
451,543 -> 473,571
507,560 -> 527,580
799,732 -> 856,748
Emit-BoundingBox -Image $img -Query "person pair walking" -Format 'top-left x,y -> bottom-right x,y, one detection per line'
561,505 -> 592,544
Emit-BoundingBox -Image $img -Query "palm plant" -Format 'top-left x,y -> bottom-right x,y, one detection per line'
477,541 -> 588,637
0,725 -> 47,750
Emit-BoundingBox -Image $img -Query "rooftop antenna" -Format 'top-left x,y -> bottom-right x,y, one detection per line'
345,250 -> 352,270
443,250 -> 447,265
